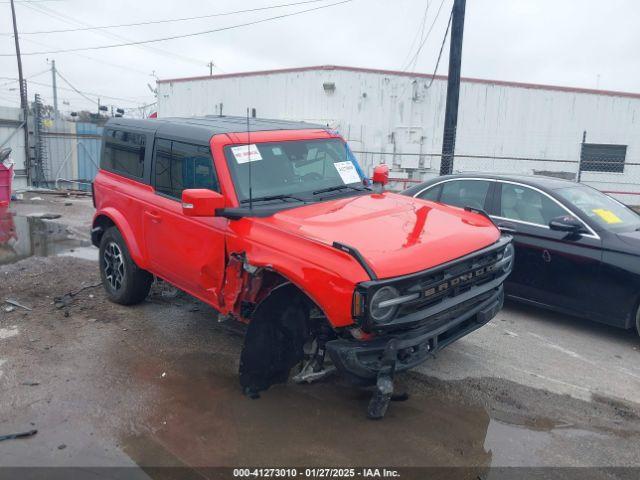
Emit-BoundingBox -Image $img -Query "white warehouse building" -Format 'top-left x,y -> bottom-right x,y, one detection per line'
157,65 -> 640,203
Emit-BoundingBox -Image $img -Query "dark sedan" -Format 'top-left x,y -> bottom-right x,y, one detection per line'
403,174 -> 640,336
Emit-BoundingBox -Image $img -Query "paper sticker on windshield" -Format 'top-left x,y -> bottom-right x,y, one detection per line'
231,144 -> 262,164
593,208 -> 623,224
333,161 -> 361,184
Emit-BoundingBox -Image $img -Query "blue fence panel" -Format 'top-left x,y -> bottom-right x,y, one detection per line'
76,122 -> 103,188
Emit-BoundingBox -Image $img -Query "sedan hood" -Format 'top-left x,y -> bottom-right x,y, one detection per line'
259,192 -> 500,279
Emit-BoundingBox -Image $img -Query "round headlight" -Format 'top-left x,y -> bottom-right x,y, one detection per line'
370,286 -> 400,324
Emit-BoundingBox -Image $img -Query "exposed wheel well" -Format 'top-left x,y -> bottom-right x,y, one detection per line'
252,270 -> 328,323
91,215 -> 116,247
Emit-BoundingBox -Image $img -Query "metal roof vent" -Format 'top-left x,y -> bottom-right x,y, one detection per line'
323,82 -> 336,93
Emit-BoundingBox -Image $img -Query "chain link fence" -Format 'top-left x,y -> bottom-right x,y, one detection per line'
19,115 -> 639,208
353,127 -> 640,207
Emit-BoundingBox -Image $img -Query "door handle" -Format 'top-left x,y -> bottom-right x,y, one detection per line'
497,222 -> 517,235
145,211 -> 162,223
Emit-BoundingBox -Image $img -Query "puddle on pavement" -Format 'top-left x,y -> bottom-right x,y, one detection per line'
116,350 -> 569,471
115,343 -> 628,472
119,352 -> 492,468
0,210 -> 96,266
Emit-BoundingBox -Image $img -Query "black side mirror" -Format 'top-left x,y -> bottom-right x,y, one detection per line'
549,215 -> 583,234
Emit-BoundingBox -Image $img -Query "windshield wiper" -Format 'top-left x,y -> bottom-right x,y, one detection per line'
312,184 -> 369,195
240,193 -> 306,204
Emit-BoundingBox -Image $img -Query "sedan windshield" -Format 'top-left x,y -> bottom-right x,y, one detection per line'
555,185 -> 640,232
224,139 -> 367,203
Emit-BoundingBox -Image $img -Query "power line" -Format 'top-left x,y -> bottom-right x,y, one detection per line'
7,76 -> 153,105
2,0 -> 334,35
54,68 -> 99,105
400,2 -> 431,70
20,36 -> 153,77
0,0 -> 353,56
403,0 -> 448,72
0,67 -> 48,88
422,6 -> 453,89
18,0 -> 206,67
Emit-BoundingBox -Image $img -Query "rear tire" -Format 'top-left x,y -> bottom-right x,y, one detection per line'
636,305 -> 640,337
99,227 -> 152,305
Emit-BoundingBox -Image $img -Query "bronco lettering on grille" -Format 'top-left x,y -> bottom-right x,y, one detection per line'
424,264 -> 496,299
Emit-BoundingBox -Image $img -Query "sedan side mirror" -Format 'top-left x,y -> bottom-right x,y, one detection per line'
182,189 -> 225,217
372,164 -> 389,186
549,215 -> 584,234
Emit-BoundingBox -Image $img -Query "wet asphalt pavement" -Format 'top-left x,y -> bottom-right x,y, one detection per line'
1,195 -> 640,477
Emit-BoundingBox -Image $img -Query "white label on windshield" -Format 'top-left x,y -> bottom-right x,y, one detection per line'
231,144 -> 262,164
334,161 -> 360,184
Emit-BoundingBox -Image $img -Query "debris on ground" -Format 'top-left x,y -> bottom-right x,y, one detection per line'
53,282 -> 102,310
21,381 -> 40,386
0,429 -> 38,442
4,299 -> 32,311
3,305 -> 15,313
26,213 -> 62,220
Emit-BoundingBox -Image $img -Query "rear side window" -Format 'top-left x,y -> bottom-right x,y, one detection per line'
101,129 -> 146,178
154,139 -> 219,199
440,180 -> 490,209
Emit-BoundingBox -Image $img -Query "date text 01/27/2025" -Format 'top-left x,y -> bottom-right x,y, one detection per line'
232,468 -> 401,478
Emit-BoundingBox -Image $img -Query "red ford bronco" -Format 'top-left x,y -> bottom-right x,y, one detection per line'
92,116 -> 513,418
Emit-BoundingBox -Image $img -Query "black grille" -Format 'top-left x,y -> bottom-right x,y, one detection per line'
396,247 -> 505,318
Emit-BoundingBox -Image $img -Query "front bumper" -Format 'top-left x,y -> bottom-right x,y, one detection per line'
326,285 -> 504,384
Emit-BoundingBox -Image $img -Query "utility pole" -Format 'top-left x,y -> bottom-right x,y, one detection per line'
9,0 -> 30,179
51,59 -> 59,118
440,0 -> 466,176
208,61 -> 215,76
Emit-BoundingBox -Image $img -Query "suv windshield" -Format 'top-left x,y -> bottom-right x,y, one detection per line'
224,139 -> 366,203
555,185 -> 640,233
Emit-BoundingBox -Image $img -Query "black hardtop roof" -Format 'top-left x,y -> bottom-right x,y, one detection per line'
105,115 -> 327,144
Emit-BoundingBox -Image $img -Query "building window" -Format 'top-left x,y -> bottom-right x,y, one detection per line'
580,143 -> 627,173
102,129 -> 146,178
153,139 -> 219,199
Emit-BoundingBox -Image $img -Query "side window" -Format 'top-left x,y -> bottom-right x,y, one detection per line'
153,139 -> 219,199
499,183 -> 566,226
440,180 -> 490,209
417,184 -> 442,202
101,129 -> 145,178
153,139 -> 173,197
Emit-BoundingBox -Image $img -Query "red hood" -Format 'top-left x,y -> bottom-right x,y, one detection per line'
258,192 -> 500,279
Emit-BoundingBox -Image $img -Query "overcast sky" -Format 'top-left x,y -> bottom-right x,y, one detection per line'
1,0 -> 639,115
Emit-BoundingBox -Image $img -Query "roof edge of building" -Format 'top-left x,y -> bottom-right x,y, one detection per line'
157,65 -> 640,100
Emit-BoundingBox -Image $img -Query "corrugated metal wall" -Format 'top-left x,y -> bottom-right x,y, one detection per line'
0,106 -> 27,191
44,118 -> 78,186
76,122 -> 103,185
42,120 -> 102,190
1,107 -> 103,192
